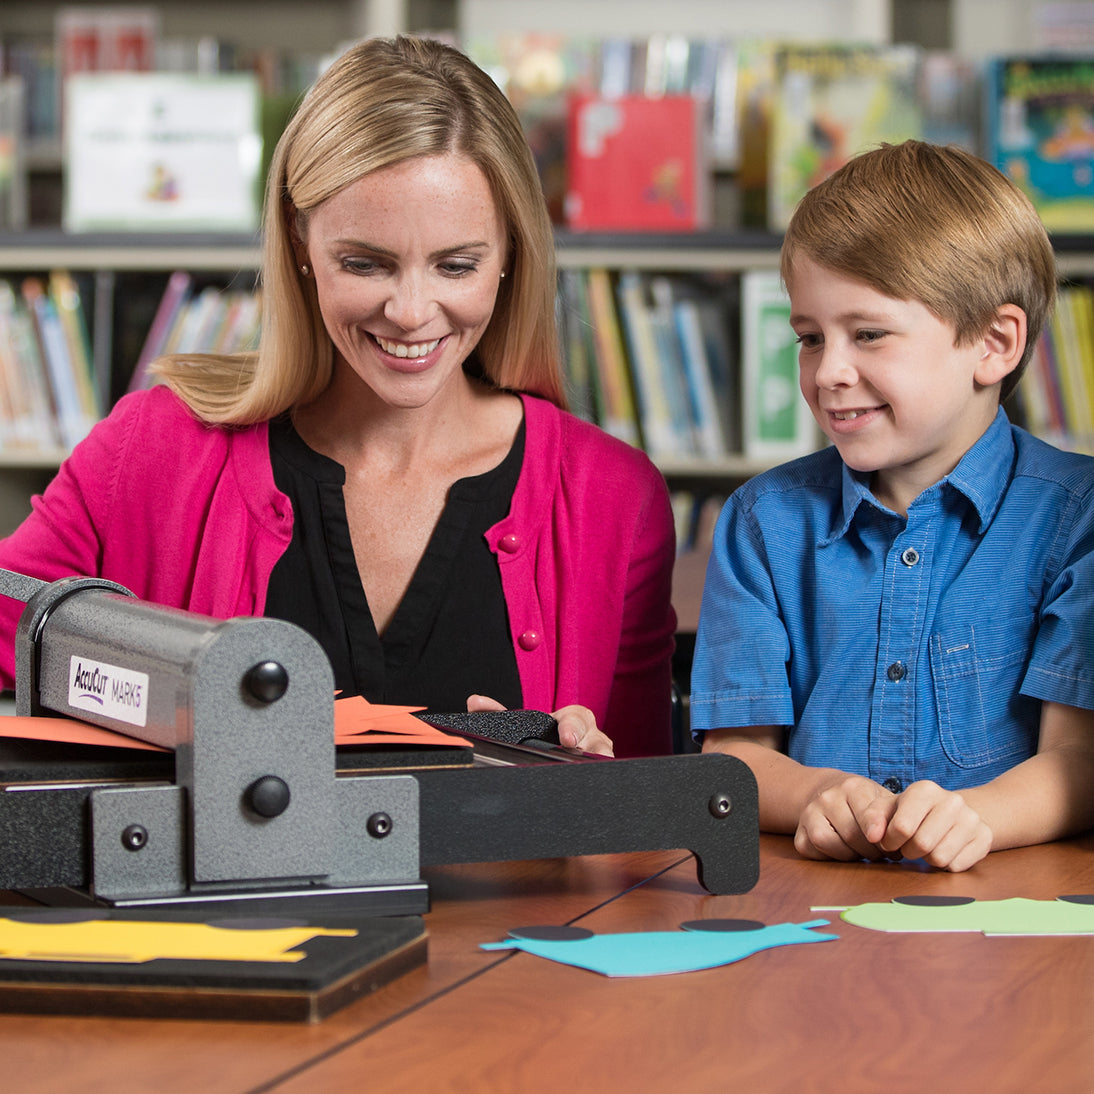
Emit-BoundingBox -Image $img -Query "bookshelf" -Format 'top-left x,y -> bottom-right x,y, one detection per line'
4,0 -> 1094,542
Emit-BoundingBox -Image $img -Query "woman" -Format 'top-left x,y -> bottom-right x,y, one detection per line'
0,36 -> 676,757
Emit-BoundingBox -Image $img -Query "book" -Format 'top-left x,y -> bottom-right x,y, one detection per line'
1015,323 -> 1067,446
1044,284 -> 1094,449
767,43 -> 922,231
210,289 -> 261,354
740,269 -> 816,461
615,271 -> 687,459
693,281 -> 741,455
583,268 -> 640,447
49,270 -> 102,423
0,281 -> 61,452
919,50 -> 981,151
63,72 -> 263,233
709,39 -> 743,170
5,40 -> 60,143
735,39 -> 777,228
646,276 -> 701,457
566,93 -> 710,231
663,280 -> 729,459
0,77 -> 27,230
56,6 -> 157,78
129,269 -> 193,391
556,267 -> 601,424
21,276 -> 94,451
983,55 -> 1094,233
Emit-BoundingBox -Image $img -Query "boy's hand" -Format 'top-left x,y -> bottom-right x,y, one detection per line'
795,775 -> 992,872
794,772 -> 898,863
859,780 -> 993,872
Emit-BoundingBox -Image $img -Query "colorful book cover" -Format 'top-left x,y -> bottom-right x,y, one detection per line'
22,276 -> 93,451
64,72 -> 262,233
584,267 -> 640,447
740,269 -> 816,461
1046,284 -> 1094,448
734,39 -> 777,227
615,271 -> 680,458
646,276 -> 701,458
129,269 -> 193,390
984,56 -> 1094,233
49,270 -> 102,422
666,282 -> 729,460
1013,328 -> 1064,445
767,43 -> 922,231
566,93 -> 710,231
0,281 -> 61,451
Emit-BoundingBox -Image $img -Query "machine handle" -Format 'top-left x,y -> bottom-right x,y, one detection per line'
0,568 -> 47,604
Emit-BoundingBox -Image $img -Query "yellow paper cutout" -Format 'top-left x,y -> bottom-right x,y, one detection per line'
0,917 -> 357,964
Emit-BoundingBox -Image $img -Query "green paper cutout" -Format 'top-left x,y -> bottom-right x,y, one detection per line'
836,896 -> 1094,936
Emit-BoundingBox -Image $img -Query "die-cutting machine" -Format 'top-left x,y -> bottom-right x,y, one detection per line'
0,569 -> 760,915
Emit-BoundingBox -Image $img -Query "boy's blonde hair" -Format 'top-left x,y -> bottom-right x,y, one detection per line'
154,35 -> 564,423
780,140 -> 1057,402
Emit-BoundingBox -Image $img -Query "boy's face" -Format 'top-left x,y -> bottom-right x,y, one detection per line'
788,256 -> 1004,515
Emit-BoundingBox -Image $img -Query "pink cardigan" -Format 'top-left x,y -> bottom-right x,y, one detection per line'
0,387 -> 677,757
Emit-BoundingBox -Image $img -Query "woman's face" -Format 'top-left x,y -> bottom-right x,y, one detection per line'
300,153 -> 508,410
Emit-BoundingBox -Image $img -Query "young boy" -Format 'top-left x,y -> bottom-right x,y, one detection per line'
691,140 -> 1094,873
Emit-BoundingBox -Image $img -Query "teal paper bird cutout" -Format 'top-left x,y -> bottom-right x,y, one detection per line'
480,917 -> 837,977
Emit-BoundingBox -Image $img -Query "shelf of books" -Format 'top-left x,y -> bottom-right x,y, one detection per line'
0,232 -> 791,475
6,22 -> 1094,518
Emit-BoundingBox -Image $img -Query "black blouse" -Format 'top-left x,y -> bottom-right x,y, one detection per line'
264,415 -> 524,712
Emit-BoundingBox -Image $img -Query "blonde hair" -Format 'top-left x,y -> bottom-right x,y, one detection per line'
154,35 -> 565,423
781,140 -> 1057,401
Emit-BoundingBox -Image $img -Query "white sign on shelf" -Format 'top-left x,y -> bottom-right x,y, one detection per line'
63,72 -> 263,233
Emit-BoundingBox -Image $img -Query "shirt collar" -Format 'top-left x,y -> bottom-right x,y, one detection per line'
823,407 -> 1015,544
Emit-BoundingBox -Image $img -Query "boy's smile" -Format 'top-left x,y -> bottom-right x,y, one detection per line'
787,256 -> 1014,516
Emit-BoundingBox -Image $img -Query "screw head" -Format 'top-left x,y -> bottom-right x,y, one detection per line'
246,775 -> 292,818
121,824 -> 148,851
367,812 -> 393,839
244,661 -> 289,703
708,793 -> 732,818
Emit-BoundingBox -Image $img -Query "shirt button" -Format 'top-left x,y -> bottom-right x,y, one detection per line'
886,661 -> 907,682
499,533 -> 521,554
882,777 -> 903,793
518,630 -> 541,651
901,547 -> 920,567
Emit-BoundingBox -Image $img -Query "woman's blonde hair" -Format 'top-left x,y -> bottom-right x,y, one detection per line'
154,35 -> 565,422
781,140 -> 1057,401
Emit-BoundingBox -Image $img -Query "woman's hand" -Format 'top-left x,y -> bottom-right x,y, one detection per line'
466,694 -> 615,757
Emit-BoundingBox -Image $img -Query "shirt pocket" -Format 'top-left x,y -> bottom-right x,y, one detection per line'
930,622 -> 1039,770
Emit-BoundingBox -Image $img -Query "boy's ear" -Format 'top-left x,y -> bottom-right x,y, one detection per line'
974,304 -> 1026,388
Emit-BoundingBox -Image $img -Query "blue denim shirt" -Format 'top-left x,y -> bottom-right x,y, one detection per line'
691,409 -> 1094,790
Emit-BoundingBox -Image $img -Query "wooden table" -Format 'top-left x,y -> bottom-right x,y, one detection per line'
4,832 -> 1094,1093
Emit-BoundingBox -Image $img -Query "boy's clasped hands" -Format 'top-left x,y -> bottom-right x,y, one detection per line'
795,771 -> 992,873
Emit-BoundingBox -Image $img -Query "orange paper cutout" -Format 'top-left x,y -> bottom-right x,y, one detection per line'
0,695 -> 470,753
0,715 -> 169,752
333,695 -> 471,748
